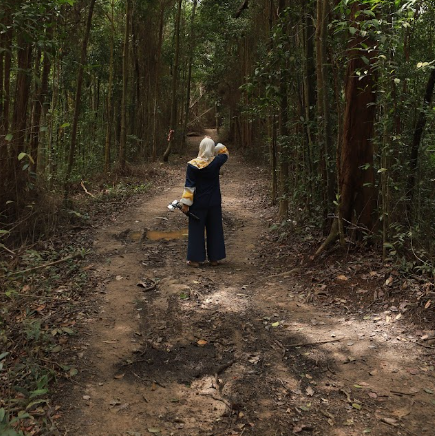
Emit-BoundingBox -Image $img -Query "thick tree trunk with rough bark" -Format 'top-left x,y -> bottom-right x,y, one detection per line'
339,3 -> 377,234
315,2 -> 377,256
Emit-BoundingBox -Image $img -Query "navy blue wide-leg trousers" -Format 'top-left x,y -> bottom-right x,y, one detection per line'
187,205 -> 226,262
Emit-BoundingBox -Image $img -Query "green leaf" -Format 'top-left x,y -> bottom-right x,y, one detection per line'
25,398 -> 48,410
29,388 -> 48,399
377,168 -> 387,173
349,26 -> 357,35
18,152 -> 27,161
62,327 -> 74,335
60,122 -> 70,128
0,352 -> 9,361
0,408 -> 5,422
352,403 -> 362,410
271,321 -> 280,327
5,134 -> 13,141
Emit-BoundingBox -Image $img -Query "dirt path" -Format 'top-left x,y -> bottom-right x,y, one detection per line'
59,133 -> 435,436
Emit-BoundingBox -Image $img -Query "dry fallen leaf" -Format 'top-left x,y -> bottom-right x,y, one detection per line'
385,276 -> 393,286
337,275 -> 349,281
380,417 -> 398,426
197,339 -> 208,346
306,386 -> 314,396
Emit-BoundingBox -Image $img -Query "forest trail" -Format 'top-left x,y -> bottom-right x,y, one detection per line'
58,132 -> 435,436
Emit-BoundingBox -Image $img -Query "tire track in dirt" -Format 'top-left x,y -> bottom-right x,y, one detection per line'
58,135 -> 435,436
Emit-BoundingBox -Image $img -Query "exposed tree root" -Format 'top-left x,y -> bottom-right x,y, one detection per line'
313,219 -> 339,258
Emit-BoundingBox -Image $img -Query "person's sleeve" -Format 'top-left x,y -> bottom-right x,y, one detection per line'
215,143 -> 229,156
214,143 -> 229,167
180,164 -> 197,206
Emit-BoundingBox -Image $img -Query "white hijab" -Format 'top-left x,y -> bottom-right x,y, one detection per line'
197,137 -> 215,162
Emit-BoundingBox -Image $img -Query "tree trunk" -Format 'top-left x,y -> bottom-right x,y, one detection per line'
163,0 -> 183,162
339,2 -> 377,234
152,3 -> 165,161
11,37 -> 32,158
406,68 -> 435,214
30,26 -> 52,172
315,1 -> 377,256
277,0 -> 288,220
316,0 -> 333,229
0,3 -> 13,210
119,0 -> 132,171
104,0 -> 115,172
64,0 -> 97,198
182,0 -> 198,151
302,1 -> 315,201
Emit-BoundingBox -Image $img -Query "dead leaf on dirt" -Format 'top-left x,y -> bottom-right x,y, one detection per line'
114,373 -> 125,379
110,399 -> 122,406
391,408 -> 411,418
83,395 -> 91,401
368,392 -> 378,399
147,428 -> 161,434
385,276 -> 393,286
293,424 -> 313,433
425,300 -> 432,309
69,368 -> 78,377
306,386 -> 314,396
380,417 -> 398,426
337,275 -> 349,281
115,275 -> 124,281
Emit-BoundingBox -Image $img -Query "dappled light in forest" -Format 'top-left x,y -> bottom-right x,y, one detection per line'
2,0 -> 435,435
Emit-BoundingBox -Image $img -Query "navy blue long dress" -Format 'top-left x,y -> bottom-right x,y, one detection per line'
181,147 -> 229,262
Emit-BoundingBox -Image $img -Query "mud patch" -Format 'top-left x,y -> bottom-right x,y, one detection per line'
122,344 -> 234,385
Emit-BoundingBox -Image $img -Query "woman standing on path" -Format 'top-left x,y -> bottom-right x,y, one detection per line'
180,136 -> 229,267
